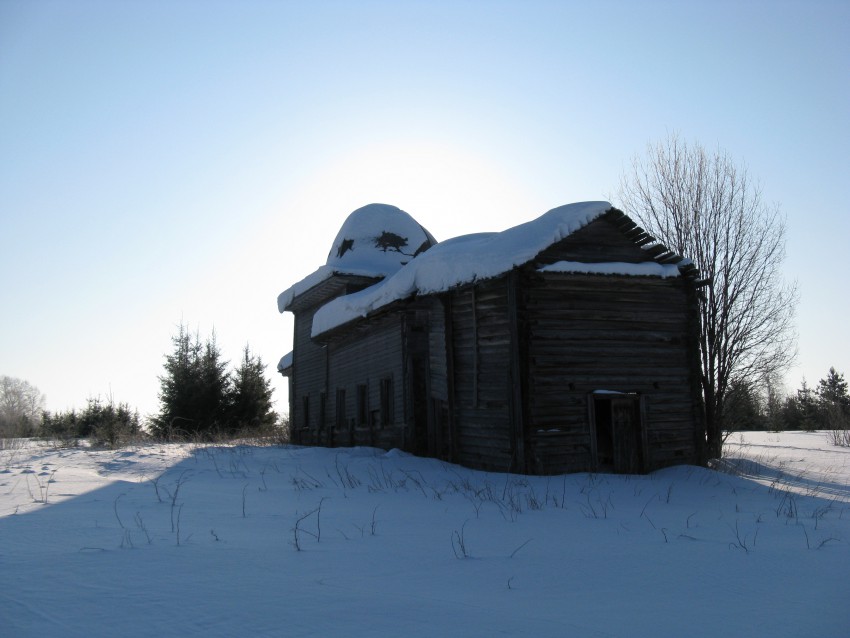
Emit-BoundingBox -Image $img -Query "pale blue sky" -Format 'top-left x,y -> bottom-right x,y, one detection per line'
1,0 -> 848,417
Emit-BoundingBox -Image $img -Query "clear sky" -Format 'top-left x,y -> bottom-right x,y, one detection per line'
1,0 -> 848,418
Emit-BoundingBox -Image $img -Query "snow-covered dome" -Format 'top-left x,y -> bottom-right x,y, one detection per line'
277,203 -> 438,313
326,203 -> 437,277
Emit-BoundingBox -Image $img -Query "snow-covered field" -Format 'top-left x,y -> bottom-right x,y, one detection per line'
1,432 -> 848,637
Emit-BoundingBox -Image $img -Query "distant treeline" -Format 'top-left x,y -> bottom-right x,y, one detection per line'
726,367 -> 849,434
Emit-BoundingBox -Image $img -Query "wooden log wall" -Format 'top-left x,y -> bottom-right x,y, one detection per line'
428,300 -> 448,403
291,309 -> 326,445
450,279 -> 514,471
523,271 -> 698,473
326,313 -> 407,450
534,218 -> 655,265
427,298 -> 454,460
287,213 -> 701,475
288,274 -> 381,446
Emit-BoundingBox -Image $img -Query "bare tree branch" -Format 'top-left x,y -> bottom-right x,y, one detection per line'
619,135 -> 798,459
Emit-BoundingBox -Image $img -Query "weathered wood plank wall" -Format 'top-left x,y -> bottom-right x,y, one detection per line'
523,272 -> 698,473
291,309 -> 326,444
326,313 -> 406,450
286,213 -> 702,476
426,298 -> 453,460
450,280 -> 514,471
535,220 -> 652,264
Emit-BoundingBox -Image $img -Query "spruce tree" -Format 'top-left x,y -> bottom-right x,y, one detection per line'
227,345 -> 277,433
153,324 -> 230,439
817,368 -> 849,408
198,331 -> 230,433
817,367 -> 849,430
724,379 -> 765,431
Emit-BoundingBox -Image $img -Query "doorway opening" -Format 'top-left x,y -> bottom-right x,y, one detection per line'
591,393 -> 645,473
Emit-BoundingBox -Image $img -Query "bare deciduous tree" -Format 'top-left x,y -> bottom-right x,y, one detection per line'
0,375 -> 46,437
619,135 -> 797,460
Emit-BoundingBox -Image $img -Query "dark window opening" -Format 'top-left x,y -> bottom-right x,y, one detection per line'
593,397 -> 614,470
357,384 -> 368,425
380,378 -> 393,427
432,398 -> 451,460
335,389 -> 346,430
302,396 -> 310,430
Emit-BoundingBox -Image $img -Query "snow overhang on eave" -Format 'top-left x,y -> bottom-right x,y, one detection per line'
538,261 -> 683,278
277,266 -> 383,313
277,351 -> 293,376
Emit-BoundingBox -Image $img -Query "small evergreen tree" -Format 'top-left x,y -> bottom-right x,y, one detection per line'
763,376 -> 786,432
40,408 -> 79,445
817,367 -> 849,408
40,396 -> 140,447
198,332 -> 230,434
724,379 -> 765,431
152,323 -> 281,440
227,345 -> 277,433
817,367 -> 849,431
80,397 -> 141,447
152,324 -> 230,439
779,380 -> 819,431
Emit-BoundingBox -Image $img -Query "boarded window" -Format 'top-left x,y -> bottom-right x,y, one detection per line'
380,377 -> 393,426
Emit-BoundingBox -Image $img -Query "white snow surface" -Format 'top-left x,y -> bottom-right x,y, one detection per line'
1,431 -> 848,637
311,201 -> 612,336
539,260 -> 682,278
277,203 -> 437,313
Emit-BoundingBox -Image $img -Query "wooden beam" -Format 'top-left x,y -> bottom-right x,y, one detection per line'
507,271 -> 527,473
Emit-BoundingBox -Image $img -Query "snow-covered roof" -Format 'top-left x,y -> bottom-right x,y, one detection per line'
277,351 -> 293,374
311,201 -> 613,337
277,203 -> 437,312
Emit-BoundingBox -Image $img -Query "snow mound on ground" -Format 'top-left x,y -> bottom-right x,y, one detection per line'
345,446 -> 385,457
1,432 -> 848,637
383,448 -> 411,458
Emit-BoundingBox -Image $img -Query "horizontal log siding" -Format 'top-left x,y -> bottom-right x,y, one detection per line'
524,273 -> 698,473
535,218 -> 652,264
450,280 -> 513,471
428,300 -> 448,402
327,313 -> 407,451
289,274 -> 382,446
427,297 -> 455,460
291,310 -> 326,445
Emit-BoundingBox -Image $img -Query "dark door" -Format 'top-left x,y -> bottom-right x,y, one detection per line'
410,353 -> 431,455
407,324 -> 434,457
592,395 -> 644,473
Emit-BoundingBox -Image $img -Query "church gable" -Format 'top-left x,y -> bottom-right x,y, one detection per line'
533,213 -> 654,266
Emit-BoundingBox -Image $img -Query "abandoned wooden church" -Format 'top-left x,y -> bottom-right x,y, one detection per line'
277,201 -> 705,475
